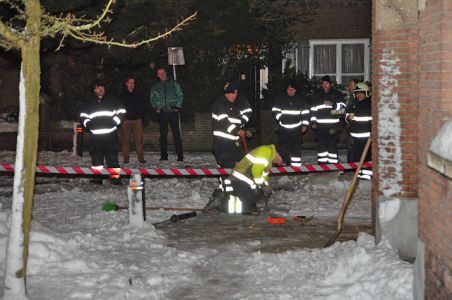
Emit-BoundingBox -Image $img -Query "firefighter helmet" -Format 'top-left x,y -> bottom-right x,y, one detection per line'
353,82 -> 370,97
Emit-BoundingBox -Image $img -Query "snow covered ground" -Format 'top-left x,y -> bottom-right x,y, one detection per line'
0,150 -> 413,299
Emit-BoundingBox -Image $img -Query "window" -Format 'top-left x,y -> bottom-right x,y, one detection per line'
308,39 -> 370,84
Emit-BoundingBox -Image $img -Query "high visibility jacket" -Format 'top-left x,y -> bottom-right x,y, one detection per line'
345,97 -> 372,138
212,95 -> 252,141
80,94 -> 126,135
231,144 -> 276,189
310,88 -> 345,125
272,94 -> 310,129
150,79 -> 183,112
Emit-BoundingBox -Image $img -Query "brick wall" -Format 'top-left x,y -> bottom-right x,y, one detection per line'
371,0 -> 419,230
42,112 -> 214,152
373,0 -> 452,297
294,0 -> 371,40
371,27 -> 419,201
418,0 -> 452,298
48,112 -> 321,152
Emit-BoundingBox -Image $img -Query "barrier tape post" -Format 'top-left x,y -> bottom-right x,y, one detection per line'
128,173 -> 145,227
72,123 -> 84,157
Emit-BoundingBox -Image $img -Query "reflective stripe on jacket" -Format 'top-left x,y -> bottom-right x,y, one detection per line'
80,94 -> 125,135
232,144 -> 276,188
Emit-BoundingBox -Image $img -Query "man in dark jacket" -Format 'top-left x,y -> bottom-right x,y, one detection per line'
119,77 -> 147,164
80,80 -> 125,184
212,81 -> 252,168
150,67 -> 184,161
310,75 -> 346,164
272,80 -> 310,166
346,82 -> 372,180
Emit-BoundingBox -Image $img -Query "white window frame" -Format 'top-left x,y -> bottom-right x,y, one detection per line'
308,39 -> 370,84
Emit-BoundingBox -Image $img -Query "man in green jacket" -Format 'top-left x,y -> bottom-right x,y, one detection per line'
150,67 -> 184,161
221,144 -> 283,214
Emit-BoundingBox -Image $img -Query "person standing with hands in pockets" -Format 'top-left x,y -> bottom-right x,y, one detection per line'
150,67 -> 184,162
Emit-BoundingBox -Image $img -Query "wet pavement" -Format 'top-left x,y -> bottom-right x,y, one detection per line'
156,212 -> 372,253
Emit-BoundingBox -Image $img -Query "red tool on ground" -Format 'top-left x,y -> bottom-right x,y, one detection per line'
267,216 -> 285,224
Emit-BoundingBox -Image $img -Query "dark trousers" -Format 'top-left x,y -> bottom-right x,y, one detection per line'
213,137 -> 244,168
347,136 -> 371,162
89,131 -> 120,168
315,124 -> 339,164
347,136 -> 372,179
277,127 -> 302,165
220,177 -> 262,213
157,111 -> 183,159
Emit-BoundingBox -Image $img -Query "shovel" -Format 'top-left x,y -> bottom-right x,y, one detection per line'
324,138 -> 371,247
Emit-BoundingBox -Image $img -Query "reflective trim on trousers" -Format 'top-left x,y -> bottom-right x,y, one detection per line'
228,195 -> 242,214
358,174 -> 371,180
361,169 -> 373,175
318,152 -> 328,157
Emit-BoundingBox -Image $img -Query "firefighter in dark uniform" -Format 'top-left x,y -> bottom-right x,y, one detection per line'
272,80 -> 310,166
346,82 -> 372,180
212,81 -> 252,168
310,75 -> 346,164
80,80 -> 126,185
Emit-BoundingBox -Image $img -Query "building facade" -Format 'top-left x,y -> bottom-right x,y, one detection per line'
372,0 -> 452,298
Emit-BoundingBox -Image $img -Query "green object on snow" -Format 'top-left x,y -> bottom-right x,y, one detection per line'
102,202 -> 119,212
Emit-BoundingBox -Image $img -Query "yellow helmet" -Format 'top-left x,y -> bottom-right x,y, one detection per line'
353,82 -> 370,97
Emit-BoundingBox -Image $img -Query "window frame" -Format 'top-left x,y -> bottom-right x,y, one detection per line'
308,39 -> 370,84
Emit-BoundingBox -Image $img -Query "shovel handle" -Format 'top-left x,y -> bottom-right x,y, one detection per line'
241,135 -> 248,153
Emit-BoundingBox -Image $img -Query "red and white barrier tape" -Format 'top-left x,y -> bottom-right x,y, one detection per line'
0,162 -> 371,177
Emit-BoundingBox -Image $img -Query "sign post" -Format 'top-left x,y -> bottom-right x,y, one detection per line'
167,47 -> 185,81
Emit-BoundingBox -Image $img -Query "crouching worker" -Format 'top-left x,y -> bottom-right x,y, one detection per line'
205,144 -> 283,214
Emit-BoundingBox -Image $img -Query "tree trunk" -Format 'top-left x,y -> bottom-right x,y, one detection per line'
3,1 -> 41,298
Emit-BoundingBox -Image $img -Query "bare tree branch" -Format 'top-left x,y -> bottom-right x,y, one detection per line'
63,11 -> 197,49
0,19 -> 24,48
66,0 -> 115,31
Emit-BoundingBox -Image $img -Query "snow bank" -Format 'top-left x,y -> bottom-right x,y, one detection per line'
239,233 -> 413,300
0,211 -> 90,277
